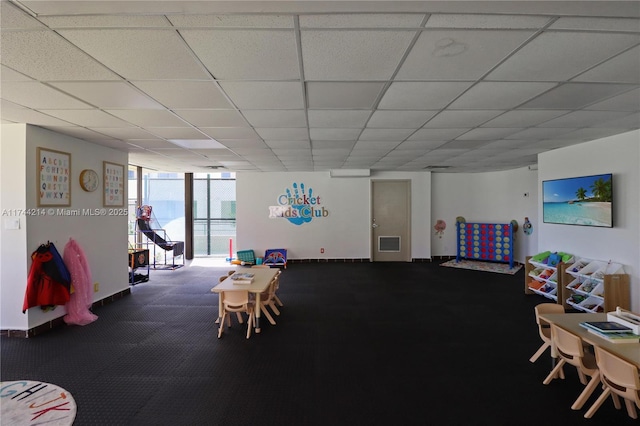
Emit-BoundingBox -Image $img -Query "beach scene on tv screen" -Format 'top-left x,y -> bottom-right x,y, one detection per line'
543,174 -> 612,227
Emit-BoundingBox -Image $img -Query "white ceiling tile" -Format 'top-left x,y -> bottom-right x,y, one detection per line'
168,14 -> 293,28
2,82 -> 91,109
487,32 -> 640,81
300,13 -> 424,28
379,82 -> 472,109
127,139 -> 181,149
549,17 -> 640,32
396,30 -> 536,80
181,29 -> 299,80
424,110 -> 502,128
481,110 -> 571,127
367,110 -> 437,128
145,127 -> 207,139
242,110 -> 307,127
174,110 -> 248,127
573,46 -> 640,84
40,126 -> 116,142
199,127 -> 261,139
106,109 -> 187,127
301,30 -> 414,80
425,14 -> 550,29
506,127 -> 577,140
219,82 -> 303,109
41,109 -> 133,127
590,113 -> 640,129
58,29 -> 210,79
449,82 -> 556,109
307,82 -> 384,109
440,140 -> 490,149
265,140 -> 311,149
312,140 -> 356,150
352,140 -> 401,150
395,140 -> 448,150
51,82 -> 163,109
307,110 -> 371,127
41,15 -> 171,28
520,83 -> 634,109
310,128 -> 361,140
407,128 -> 470,140
1,2 -> 45,29
359,128 -> 414,141
133,81 -> 234,109
255,127 -> 308,140
1,65 -> 33,81
0,108 -> 77,127
215,139 -> 267,148
455,128 -> 521,140
558,127 -> 634,141
168,139 -> 226,149
542,111 -> 632,128
91,127 -> 157,140
584,88 -> 640,111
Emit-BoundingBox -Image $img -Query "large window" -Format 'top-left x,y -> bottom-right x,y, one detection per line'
193,173 -> 236,256
127,168 -> 236,257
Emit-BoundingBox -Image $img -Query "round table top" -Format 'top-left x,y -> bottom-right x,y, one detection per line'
1,381 -> 77,425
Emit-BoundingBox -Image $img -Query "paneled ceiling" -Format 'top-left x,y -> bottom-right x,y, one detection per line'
1,1 -> 639,173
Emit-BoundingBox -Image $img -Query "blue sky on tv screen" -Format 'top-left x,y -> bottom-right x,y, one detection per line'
543,174 -> 611,203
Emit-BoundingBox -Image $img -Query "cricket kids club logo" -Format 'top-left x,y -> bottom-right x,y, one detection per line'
269,182 -> 329,226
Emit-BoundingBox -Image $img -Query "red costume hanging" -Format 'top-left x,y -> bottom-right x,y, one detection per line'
23,242 -> 71,313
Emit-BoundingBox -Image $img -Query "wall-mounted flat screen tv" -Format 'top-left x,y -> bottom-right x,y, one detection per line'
542,173 -> 613,228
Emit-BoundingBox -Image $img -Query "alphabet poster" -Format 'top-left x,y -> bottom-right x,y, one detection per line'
37,148 -> 71,206
103,161 -> 124,206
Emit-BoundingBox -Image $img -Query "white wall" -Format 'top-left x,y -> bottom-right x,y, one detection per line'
236,171 -> 431,260
1,124 -> 29,330
430,167 -> 539,263
0,124 -> 129,331
538,130 -> 639,312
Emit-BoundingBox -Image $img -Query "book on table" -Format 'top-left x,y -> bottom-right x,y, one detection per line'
583,327 -> 640,344
580,321 -> 633,333
231,272 -> 255,284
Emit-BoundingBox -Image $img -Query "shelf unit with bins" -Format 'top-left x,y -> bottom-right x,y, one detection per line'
525,255 -> 569,302
563,258 -> 629,313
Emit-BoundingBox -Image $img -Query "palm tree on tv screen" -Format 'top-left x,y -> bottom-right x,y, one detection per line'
590,177 -> 612,202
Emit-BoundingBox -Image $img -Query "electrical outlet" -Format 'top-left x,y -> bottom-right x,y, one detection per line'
320,248 -> 324,253
94,282 -> 99,292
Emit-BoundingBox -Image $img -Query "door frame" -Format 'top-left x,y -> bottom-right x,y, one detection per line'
370,179 -> 412,262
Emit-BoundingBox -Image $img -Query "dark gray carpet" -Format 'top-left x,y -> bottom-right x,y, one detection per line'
1,261 -> 636,425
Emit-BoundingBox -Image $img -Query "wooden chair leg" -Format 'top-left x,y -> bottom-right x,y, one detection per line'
624,399 -> 638,419
544,359 -> 566,385
274,295 -> 283,307
571,372 -> 600,410
236,312 -> 244,324
218,312 -> 226,338
577,370 -> 587,385
269,302 -> 280,316
246,310 -> 254,339
260,305 -> 276,325
584,388 -> 611,418
611,393 -> 622,410
529,342 -> 549,363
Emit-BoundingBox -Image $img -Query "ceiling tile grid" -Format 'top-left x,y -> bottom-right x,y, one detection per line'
1,1 -> 638,173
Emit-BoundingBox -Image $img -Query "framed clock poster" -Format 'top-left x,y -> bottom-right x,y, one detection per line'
37,147 -> 71,206
103,161 -> 125,207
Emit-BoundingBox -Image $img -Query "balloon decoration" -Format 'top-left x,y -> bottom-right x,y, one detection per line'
434,219 -> 446,238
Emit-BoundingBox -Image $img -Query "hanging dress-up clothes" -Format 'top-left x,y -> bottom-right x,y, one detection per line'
63,238 -> 98,325
23,242 -> 71,313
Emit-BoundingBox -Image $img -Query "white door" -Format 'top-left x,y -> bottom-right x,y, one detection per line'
371,180 -> 411,262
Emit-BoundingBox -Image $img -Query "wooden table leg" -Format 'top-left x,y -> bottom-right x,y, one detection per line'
255,294 -> 262,333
